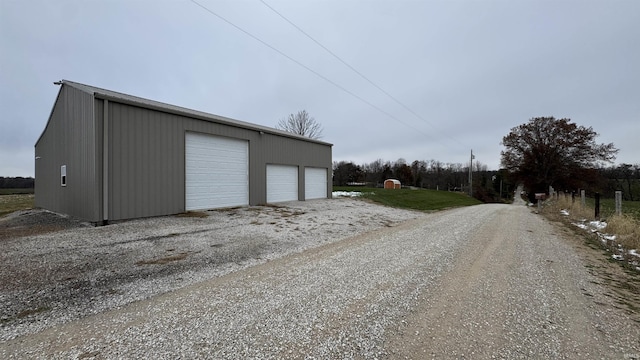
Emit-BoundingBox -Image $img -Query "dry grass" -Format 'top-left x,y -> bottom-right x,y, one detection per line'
16,306 -> 50,319
543,194 -> 593,220
0,194 -> 34,217
176,211 -> 209,218
135,252 -> 190,266
542,194 -> 640,251
605,214 -> 640,250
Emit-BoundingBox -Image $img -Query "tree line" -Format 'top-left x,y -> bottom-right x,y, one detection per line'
0,177 -> 34,189
594,164 -> 640,201
280,114 -> 635,202
333,159 -> 513,203
333,158 -> 639,202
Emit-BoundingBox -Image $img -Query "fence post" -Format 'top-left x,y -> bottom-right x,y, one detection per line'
581,190 -> 586,207
615,191 -> 622,216
595,192 -> 600,220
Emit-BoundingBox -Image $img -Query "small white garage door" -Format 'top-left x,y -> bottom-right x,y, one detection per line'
267,164 -> 298,203
185,132 -> 248,210
305,167 -> 327,200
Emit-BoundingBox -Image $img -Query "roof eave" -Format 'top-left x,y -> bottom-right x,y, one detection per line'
61,80 -> 333,146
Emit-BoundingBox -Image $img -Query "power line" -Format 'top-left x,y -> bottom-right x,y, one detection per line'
258,0 -> 466,148
188,0 -> 448,143
189,0 -> 438,140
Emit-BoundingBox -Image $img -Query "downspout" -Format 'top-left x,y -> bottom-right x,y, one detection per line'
102,99 -> 109,225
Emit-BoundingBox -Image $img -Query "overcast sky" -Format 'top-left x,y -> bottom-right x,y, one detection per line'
1,0 -> 638,177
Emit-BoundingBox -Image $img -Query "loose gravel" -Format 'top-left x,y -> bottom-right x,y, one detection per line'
2,198 -> 639,359
0,198 -> 420,342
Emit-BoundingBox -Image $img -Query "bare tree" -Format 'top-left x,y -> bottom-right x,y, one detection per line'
276,110 -> 323,139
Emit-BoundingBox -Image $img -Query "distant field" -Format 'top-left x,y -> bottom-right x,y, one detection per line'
0,188 -> 34,195
0,193 -> 34,217
333,186 -> 481,211
584,197 -> 640,220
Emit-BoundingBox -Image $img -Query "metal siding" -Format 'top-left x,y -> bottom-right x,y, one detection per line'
249,133 -> 266,205
38,82 -> 332,222
34,85 -> 100,221
259,134 -> 332,200
108,103 -> 184,220
102,100 -> 331,220
94,98 -> 105,220
62,80 -> 331,147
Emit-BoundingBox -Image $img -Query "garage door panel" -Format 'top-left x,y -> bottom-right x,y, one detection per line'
267,165 -> 298,203
305,167 -> 327,200
185,132 -> 248,210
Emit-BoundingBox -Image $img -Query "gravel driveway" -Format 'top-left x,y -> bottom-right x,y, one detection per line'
1,198 -> 420,342
1,198 -> 639,359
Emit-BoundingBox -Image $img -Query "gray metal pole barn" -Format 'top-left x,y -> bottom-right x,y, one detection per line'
35,80 -> 333,223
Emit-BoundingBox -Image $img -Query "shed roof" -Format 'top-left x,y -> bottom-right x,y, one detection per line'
41,80 -> 332,146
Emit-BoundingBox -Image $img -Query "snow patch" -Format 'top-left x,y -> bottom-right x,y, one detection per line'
571,219 -> 637,270
589,221 -> 607,230
572,222 -> 588,230
332,191 -> 364,198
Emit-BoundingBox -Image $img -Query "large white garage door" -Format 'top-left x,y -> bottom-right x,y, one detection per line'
267,164 -> 298,203
305,167 -> 327,200
185,132 -> 249,210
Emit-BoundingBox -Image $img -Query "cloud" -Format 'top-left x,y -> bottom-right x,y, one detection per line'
1,0 -> 638,177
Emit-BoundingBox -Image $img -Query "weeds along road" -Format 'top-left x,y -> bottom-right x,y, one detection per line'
2,203 -> 639,359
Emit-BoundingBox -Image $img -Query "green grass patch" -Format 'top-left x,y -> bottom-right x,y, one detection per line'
333,186 -> 481,211
0,193 -> 34,217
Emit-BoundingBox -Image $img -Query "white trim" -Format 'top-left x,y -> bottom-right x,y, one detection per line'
60,165 -> 67,187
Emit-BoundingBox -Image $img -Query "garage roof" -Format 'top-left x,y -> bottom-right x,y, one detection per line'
57,80 -> 332,146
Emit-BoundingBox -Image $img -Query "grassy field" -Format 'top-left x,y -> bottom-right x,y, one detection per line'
0,193 -> 35,217
584,197 -> 640,220
333,186 -> 482,211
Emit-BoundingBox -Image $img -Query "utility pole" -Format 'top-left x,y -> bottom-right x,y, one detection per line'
469,149 -> 474,197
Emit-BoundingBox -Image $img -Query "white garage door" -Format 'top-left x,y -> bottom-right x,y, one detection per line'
305,167 -> 327,200
267,164 -> 298,203
185,132 -> 248,210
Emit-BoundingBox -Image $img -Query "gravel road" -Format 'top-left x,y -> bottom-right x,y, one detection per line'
2,199 -> 639,359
